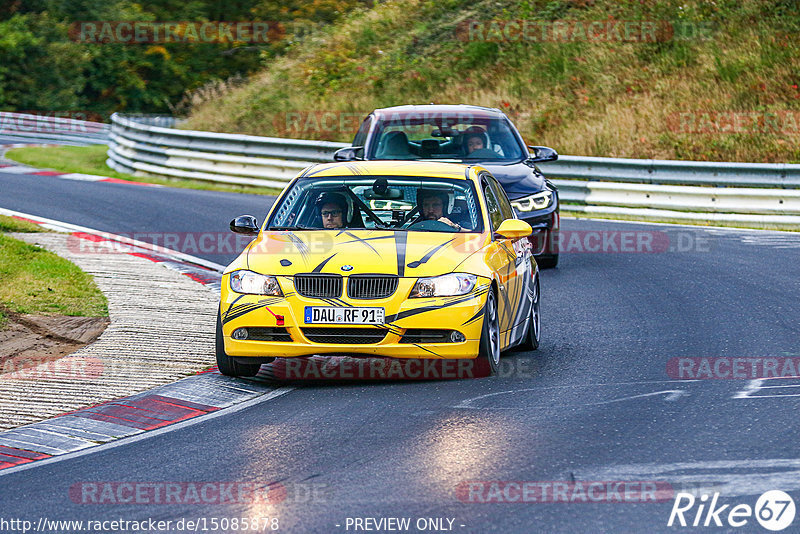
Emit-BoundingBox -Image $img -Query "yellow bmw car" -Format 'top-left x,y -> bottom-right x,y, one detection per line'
217,160 -> 540,377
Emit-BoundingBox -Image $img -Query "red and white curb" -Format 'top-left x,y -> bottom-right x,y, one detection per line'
0,210 -> 298,474
0,208 -> 224,291
0,153 -> 159,188
0,373 -> 290,472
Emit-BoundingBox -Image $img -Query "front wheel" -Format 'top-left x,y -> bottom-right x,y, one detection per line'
216,310 -> 262,377
475,289 -> 501,377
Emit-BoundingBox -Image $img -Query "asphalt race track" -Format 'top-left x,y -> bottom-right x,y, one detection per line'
2,169 -> 800,533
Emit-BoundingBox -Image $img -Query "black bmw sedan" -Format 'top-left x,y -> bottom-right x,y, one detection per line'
333,104 -> 560,267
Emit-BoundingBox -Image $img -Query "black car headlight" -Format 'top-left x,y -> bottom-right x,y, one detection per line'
230,270 -> 283,296
511,191 -> 553,212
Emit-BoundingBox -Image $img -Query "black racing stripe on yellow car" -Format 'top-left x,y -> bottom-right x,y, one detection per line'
285,232 -> 310,262
223,296 -> 287,324
312,254 -> 337,273
222,303 -> 264,324
388,288 -> 488,322
342,234 -> 395,245
223,294 -> 246,320
407,238 -> 456,269
394,231 -> 408,277
346,163 -> 366,176
440,285 -> 490,306
304,166 -> 329,177
461,308 -> 485,326
411,343 -> 441,358
497,266 -> 515,332
339,231 -> 381,255
377,320 -> 405,337
226,295 -> 285,313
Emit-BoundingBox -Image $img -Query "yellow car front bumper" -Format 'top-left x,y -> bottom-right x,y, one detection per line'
220,277 -> 490,360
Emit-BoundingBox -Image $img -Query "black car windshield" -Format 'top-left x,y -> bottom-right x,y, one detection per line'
369,115 -> 525,162
267,175 -> 484,233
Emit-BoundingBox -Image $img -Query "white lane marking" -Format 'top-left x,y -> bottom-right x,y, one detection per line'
0,387 -> 295,478
0,207 -> 225,271
0,165 -> 37,174
733,378 -> 800,399
57,173 -> 105,182
588,389 -> 688,405
453,380 -> 697,409
582,459 -> 800,498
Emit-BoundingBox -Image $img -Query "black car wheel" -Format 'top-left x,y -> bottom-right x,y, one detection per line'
536,253 -> 559,269
216,310 -> 262,377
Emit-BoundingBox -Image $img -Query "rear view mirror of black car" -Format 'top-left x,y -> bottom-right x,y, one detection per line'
333,146 -> 364,161
527,145 -> 559,163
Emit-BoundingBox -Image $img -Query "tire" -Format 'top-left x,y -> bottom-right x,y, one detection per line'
536,253 -> 558,269
516,274 -> 540,352
475,289 -> 501,377
216,310 -> 261,377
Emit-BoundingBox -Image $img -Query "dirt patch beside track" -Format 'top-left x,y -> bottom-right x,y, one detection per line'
1,311 -> 108,375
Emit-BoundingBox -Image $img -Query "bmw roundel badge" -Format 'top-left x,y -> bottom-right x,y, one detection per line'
341,265 -> 354,272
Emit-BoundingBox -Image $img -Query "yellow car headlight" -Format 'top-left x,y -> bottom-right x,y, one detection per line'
230,270 -> 283,296
409,273 -> 477,298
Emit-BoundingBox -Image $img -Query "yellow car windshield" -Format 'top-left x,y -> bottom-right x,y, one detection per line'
267,176 -> 484,233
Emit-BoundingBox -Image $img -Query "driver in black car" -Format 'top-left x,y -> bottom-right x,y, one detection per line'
417,188 -> 466,232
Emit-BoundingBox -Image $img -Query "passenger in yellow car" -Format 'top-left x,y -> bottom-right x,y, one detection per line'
315,192 -> 347,229
417,188 -> 467,232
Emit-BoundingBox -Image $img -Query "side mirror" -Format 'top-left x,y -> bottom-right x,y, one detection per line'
230,215 -> 259,235
494,219 -> 532,240
333,146 -> 364,161
527,145 -> 559,163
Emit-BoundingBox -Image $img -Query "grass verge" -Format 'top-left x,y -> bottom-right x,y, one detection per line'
4,145 -> 282,196
0,215 -> 45,233
0,227 -> 108,329
183,0 -> 800,164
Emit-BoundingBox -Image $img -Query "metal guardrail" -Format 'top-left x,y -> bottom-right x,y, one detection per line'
0,112 -> 109,146
107,114 -> 800,228
538,155 -> 800,189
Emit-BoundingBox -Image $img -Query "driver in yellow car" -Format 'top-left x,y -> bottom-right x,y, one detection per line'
315,192 -> 347,229
417,189 -> 467,232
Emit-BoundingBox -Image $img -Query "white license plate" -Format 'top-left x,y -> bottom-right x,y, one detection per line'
304,306 -> 385,325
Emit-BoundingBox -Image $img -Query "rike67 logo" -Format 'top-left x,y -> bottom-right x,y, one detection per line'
668,490 -> 796,531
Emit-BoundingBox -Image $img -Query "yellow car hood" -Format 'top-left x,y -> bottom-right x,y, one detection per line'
245,229 -> 489,277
